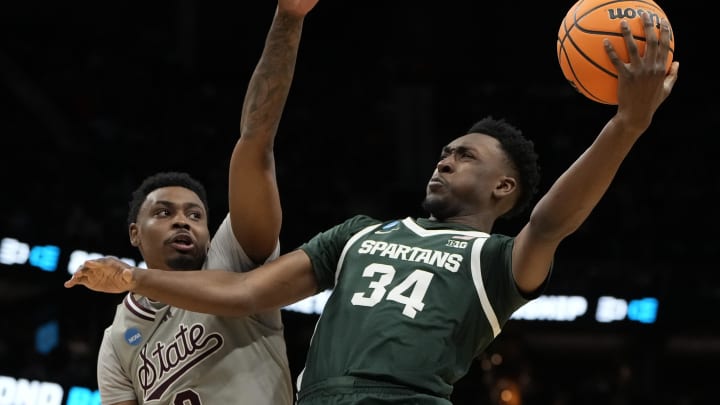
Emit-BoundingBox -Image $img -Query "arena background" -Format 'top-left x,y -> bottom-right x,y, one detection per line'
1,1 -> 716,404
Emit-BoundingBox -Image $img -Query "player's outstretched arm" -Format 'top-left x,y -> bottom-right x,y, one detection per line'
511,13 -> 679,293
64,251 -> 319,317
228,0 -> 319,263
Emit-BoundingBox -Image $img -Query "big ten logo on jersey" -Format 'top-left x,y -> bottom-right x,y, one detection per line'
446,234 -> 474,249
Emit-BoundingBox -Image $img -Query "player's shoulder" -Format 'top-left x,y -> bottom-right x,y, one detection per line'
480,233 -> 515,262
341,214 -> 383,229
488,232 -> 513,243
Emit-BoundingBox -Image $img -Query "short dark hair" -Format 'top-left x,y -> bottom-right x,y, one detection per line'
467,116 -> 541,219
127,172 -> 209,226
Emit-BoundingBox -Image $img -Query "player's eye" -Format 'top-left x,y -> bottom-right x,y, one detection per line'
154,208 -> 171,217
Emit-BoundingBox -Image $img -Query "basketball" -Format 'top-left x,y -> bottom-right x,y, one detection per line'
557,0 -> 675,105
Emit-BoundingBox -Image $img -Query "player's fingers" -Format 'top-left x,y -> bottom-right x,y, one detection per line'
84,259 -> 100,268
64,273 -> 82,288
663,61 -> 680,93
639,13 -> 658,61
603,38 -> 625,73
620,19 -> 641,65
657,19 -> 671,65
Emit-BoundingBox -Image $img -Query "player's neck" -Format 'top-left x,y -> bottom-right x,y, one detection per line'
427,214 -> 493,233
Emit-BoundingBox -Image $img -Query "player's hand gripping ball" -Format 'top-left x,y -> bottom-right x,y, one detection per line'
557,0 -> 675,105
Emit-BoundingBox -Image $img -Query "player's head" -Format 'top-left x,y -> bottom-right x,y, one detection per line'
422,116 -> 540,224
127,172 -> 211,271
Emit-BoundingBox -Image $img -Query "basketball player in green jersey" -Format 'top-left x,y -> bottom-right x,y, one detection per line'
68,12 -> 679,405
91,1 -> 319,404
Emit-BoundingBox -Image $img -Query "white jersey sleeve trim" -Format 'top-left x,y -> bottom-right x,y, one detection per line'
402,217 -> 490,238
470,237 -> 501,337
334,223 -> 382,286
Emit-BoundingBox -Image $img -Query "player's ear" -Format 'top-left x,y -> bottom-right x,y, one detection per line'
494,176 -> 517,197
129,224 -> 140,247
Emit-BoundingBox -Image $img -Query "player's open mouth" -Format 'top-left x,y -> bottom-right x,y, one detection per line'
169,233 -> 195,251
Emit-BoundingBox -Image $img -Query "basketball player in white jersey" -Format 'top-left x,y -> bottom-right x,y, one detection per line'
93,1 -> 319,404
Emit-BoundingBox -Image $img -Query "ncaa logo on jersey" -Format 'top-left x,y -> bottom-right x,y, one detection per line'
375,220 -> 400,234
125,327 -> 143,346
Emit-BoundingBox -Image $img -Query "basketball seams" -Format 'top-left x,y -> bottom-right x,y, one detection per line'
556,0 -> 580,70
564,27 -> 619,79
558,44 -> 608,104
560,0 -> 620,103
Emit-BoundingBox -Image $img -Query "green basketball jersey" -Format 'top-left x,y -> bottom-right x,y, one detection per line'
297,215 -> 540,401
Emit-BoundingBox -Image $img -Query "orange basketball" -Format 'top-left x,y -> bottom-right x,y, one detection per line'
557,0 -> 675,105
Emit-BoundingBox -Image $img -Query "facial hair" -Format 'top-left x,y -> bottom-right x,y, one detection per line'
421,196 -> 454,221
166,254 -> 205,271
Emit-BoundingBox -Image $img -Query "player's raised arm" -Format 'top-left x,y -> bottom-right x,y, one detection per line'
229,0 -> 319,263
511,14 -> 679,293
